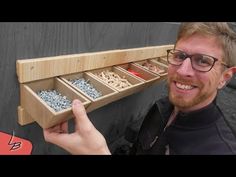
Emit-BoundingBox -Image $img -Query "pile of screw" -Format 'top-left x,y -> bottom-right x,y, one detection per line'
95,70 -> 132,90
69,78 -> 102,99
37,90 -> 72,112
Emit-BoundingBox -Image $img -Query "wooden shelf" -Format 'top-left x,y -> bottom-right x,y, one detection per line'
17,45 -> 173,128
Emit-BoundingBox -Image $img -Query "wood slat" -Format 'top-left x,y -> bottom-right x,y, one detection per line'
16,45 -> 173,83
18,106 -> 35,125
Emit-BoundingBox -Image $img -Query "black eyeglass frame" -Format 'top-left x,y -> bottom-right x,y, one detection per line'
166,49 -> 229,72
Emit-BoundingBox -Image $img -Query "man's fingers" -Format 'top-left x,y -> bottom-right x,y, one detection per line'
43,129 -> 71,147
61,121 -> 68,133
47,124 -> 61,133
43,129 -> 58,142
72,99 -> 94,132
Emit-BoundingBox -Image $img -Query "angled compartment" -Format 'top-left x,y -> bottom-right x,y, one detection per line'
60,72 -> 118,112
117,63 -> 161,85
20,77 -> 91,128
88,66 -> 145,100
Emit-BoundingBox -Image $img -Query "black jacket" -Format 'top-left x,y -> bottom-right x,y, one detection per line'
130,96 -> 236,155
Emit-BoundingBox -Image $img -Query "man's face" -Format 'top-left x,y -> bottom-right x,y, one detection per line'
167,34 -> 225,112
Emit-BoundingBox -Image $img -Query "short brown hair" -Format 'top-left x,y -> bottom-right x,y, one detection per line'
176,22 -> 236,67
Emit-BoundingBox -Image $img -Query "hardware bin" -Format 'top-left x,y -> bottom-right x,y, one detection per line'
88,66 -> 145,99
20,77 -> 91,128
134,59 -> 168,77
117,63 -> 160,85
60,72 -> 119,112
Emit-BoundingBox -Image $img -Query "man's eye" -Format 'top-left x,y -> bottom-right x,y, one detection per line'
174,53 -> 186,60
195,56 -> 212,66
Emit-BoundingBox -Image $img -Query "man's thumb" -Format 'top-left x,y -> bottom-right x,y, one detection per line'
72,99 -> 93,131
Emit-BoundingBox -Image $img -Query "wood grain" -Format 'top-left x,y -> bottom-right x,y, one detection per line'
16,45 -> 173,83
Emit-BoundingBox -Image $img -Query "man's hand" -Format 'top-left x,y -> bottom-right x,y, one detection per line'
43,99 -> 111,155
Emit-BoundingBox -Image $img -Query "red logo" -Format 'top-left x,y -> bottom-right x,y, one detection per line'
0,131 -> 32,155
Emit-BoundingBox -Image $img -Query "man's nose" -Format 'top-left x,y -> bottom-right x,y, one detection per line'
176,58 -> 195,76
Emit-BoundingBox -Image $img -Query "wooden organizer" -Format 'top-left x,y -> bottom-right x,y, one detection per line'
16,45 -> 173,128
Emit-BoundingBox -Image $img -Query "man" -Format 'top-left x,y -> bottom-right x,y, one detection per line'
43,22 -> 236,154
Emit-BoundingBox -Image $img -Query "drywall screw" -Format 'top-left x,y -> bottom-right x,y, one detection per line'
70,78 -> 102,99
37,89 -> 72,112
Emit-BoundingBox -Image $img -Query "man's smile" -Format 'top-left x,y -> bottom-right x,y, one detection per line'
175,82 -> 195,90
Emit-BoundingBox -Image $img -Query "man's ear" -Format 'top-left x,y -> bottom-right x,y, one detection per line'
218,67 -> 236,89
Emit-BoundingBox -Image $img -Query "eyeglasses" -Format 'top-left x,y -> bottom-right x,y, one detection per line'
166,49 -> 229,72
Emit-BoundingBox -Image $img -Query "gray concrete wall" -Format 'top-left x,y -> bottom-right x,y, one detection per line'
0,22 -> 180,154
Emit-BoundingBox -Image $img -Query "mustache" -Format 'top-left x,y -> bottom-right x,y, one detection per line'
170,75 -> 198,86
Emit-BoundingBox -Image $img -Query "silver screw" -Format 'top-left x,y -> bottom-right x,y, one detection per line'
37,90 -> 72,112
70,78 -> 102,99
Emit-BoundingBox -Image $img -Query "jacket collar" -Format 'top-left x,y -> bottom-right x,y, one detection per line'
171,98 -> 219,129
